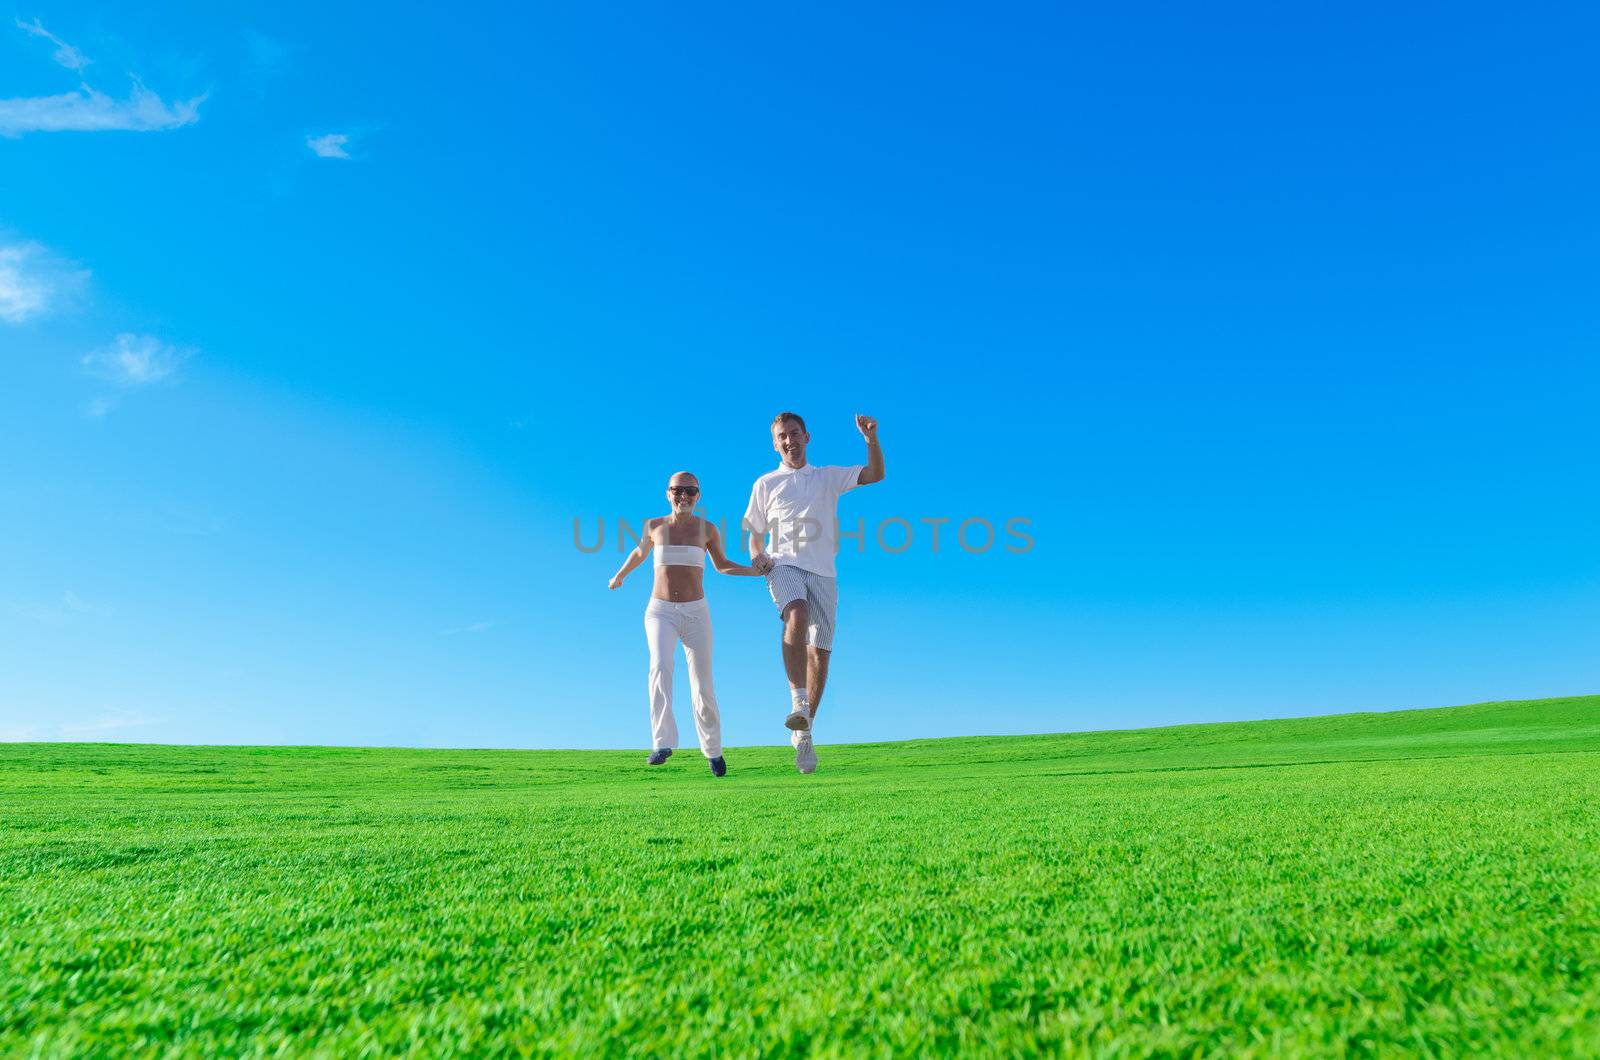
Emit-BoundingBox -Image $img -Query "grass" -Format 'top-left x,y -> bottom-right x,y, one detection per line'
2,694 -> 1598,1056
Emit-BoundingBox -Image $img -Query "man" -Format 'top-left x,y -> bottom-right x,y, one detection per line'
745,412 -> 885,774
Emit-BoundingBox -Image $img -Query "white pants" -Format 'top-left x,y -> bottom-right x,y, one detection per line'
644,598 -> 722,758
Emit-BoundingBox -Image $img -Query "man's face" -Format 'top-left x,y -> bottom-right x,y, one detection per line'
666,474 -> 700,513
772,421 -> 809,467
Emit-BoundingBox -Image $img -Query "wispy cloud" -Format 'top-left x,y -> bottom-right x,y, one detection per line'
1,709 -> 162,742
0,240 -> 89,324
142,504 -> 226,537
0,82 -> 205,137
82,333 -> 194,386
15,17 -> 90,71
241,29 -> 292,102
84,395 -> 119,419
4,20 -> 203,137
60,709 -> 160,738
307,132 -> 351,159
243,28 -> 288,74
442,620 -> 497,636
8,589 -> 112,626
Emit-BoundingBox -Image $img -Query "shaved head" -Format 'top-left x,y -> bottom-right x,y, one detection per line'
666,471 -> 701,512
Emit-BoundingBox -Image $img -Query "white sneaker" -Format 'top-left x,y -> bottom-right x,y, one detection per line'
794,731 -> 817,774
784,708 -> 810,732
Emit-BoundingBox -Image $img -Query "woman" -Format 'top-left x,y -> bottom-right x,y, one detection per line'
609,470 -> 760,775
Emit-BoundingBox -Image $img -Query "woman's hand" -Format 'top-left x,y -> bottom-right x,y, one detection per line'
608,574 -> 624,590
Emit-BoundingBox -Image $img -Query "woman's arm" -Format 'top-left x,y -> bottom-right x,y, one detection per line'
705,523 -> 757,576
608,523 -> 656,589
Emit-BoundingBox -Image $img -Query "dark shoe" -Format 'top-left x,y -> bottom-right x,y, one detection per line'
709,755 -> 726,777
647,748 -> 673,766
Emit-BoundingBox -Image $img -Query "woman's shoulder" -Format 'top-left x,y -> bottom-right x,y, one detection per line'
696,516 -> 719,540
661,516 -> 716,546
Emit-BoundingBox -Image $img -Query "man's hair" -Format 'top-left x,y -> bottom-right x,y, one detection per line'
771,411 -> 807,433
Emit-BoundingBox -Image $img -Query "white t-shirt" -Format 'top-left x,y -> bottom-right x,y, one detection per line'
744,463 -> 864,578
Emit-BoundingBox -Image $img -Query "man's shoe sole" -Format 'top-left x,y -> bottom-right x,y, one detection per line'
784,711 -> 811,732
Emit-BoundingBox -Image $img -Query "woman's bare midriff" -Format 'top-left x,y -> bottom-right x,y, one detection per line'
653,565 -> 704,603
652,517 -> 708,602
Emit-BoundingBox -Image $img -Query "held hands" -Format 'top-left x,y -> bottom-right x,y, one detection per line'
751,554 -> 775,575
856,413 -> 879,442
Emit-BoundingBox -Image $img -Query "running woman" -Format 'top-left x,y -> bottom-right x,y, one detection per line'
609,471 -> 762,776
745,412 -> 885,774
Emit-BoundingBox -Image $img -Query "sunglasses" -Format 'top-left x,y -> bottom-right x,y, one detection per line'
668,486 -> 700,496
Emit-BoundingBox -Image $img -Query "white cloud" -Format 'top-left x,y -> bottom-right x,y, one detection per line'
84,395 -> 119,419
243,28 -> 289,74
0,82 -> 205,137
82,333 -> 193,386
59,709 -> 159,738
8,589 -> 111,626
144,504 -> 226,537
61,590 -> 107,615
15,17 -> 91,71
5,18 -> 200,137
307,132 -> 351,159
0,241 -> 89,323
0,709 -> 163,742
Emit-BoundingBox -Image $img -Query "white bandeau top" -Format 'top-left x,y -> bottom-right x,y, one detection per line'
654,544 -> 706,568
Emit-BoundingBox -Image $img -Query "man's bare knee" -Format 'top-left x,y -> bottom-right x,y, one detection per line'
781,601 -> 809,640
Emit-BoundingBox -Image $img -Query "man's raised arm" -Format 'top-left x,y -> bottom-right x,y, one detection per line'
856,414 -> 885,485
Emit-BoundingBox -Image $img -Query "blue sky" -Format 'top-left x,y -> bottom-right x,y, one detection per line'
3,2 -> 1596,749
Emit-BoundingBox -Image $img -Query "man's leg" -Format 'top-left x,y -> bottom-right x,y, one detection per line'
803,572 -> 838,720
780,600 -> 810,689
766,566 -> 814,732
790,637 -> 826,776
781,599 -> 812,728
806,647 -> 832,719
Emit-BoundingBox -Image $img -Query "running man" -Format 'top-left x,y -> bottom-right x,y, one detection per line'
745,412 -> 885,774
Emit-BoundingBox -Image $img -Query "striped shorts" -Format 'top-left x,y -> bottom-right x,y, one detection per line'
765,564 -> 839,650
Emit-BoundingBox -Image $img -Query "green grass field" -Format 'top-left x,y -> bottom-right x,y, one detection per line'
4,695 -> 1598,1056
